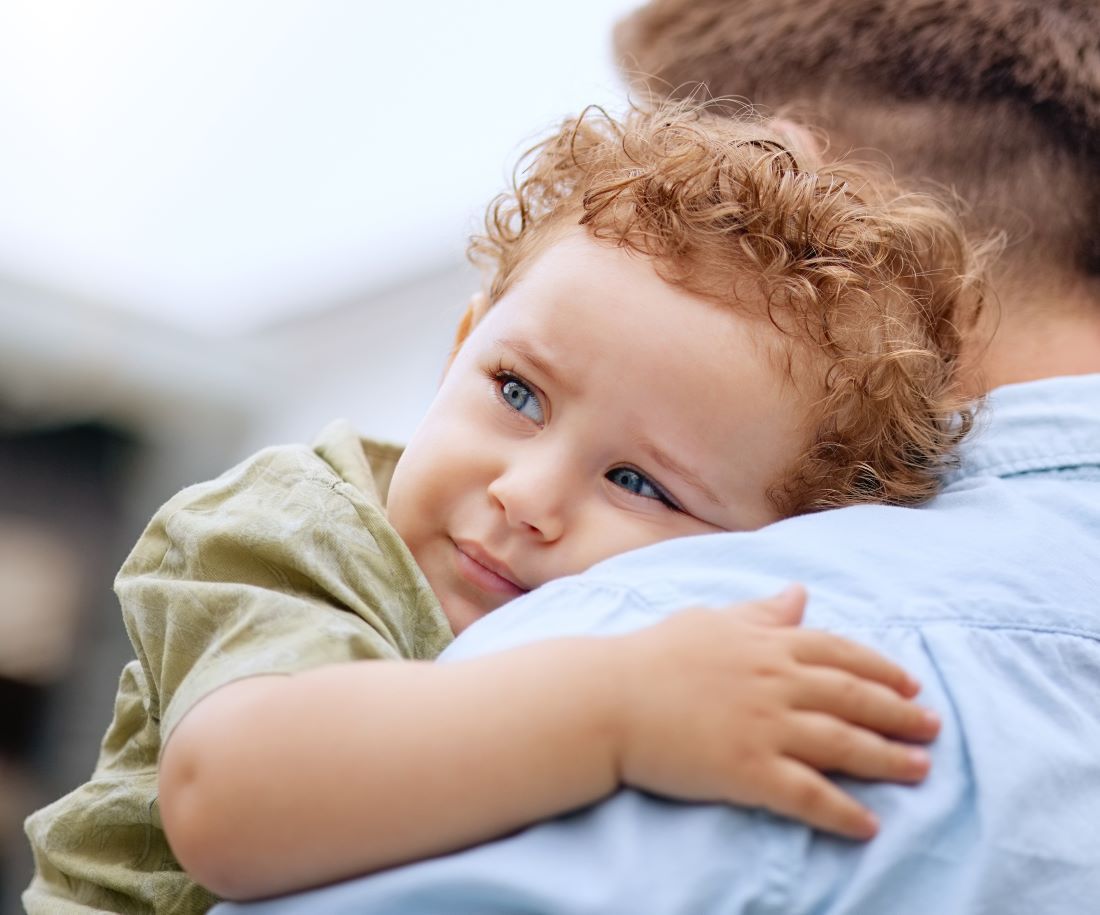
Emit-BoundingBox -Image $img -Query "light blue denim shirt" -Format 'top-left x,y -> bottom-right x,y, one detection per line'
217,373 -> 1100,915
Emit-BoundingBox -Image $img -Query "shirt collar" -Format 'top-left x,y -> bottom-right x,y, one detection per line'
949,373 -> 1100,482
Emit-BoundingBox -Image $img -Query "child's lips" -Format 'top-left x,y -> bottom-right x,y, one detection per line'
451,540 -> 529,597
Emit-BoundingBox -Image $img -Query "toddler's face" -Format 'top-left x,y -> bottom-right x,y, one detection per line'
386,231 -> 811,633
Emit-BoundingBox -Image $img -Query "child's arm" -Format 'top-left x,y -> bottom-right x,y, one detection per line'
159,586 -> 937,900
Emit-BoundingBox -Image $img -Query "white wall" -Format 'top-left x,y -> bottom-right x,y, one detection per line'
0,254 -> 475,479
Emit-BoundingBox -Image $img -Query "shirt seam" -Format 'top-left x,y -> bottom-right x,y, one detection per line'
961,449 -> 1100,479
815,618 -> 1100,640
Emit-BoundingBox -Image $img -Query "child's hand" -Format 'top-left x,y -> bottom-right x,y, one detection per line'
609,585 -> 938,839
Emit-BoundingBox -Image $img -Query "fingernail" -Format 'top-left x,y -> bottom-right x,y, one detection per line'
922,708 -> 940,729
906,674 -> 922,693
861,811 -> 879,837
908,747 -> 931,770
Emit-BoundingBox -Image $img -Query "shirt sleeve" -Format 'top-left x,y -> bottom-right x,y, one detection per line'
115,441 -> 451,745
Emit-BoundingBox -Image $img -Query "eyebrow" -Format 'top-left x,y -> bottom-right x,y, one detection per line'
494,337 -> 570,391
637,439 -> 724,507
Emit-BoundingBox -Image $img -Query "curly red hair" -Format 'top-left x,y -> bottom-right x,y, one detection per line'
469,101 -> 991,514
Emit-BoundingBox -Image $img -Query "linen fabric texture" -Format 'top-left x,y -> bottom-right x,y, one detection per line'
24,421 -> 452,914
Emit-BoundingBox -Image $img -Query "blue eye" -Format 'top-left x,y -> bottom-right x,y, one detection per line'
500,377 -> 544,424
606,467 -> 676,508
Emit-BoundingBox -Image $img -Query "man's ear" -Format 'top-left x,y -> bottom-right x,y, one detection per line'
448,293 -> 492,363
770,117 -> 825,169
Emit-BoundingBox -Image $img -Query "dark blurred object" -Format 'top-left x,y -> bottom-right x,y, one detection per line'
0,678 -> 48,760
0,419 -> 136,532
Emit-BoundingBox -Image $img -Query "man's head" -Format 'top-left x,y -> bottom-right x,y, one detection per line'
614,0 -> 1100,284
613,0 -> 1100,387
387,103 -> 983,632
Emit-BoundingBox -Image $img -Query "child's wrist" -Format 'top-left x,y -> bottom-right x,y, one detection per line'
600,630 -> 655,785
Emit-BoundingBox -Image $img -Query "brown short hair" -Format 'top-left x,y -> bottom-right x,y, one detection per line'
613,0 -> 1100,278
469,102 -> 989,515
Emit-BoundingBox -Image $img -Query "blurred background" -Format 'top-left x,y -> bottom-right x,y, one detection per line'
0,0 -> 638,906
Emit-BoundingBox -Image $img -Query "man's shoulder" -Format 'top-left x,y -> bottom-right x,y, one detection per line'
437,462 -> 1100,915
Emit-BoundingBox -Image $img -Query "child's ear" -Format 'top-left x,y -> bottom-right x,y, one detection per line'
448,293 -> 492,362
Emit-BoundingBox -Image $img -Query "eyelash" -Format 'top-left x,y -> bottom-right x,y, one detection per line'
487,357 -> 520,388
607,466 -> 683,511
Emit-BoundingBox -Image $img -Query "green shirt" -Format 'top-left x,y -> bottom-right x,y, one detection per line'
24,421 -> 453,914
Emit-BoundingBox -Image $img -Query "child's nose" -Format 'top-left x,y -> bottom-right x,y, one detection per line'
487,463 -> 566,542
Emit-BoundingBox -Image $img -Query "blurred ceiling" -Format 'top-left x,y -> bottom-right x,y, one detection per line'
0,0 -> 637,335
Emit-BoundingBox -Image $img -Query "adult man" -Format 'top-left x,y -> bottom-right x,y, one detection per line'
217,2 -> 1100,911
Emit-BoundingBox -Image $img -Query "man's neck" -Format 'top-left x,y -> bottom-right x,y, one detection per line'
966,274 -> 1100,393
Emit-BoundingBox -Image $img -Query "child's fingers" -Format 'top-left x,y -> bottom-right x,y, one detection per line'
755,758 -> 879,840
790,631 -> 921,697
721,583 -> 807,627
784,711 -> 932,783
792,668 -> 940,741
